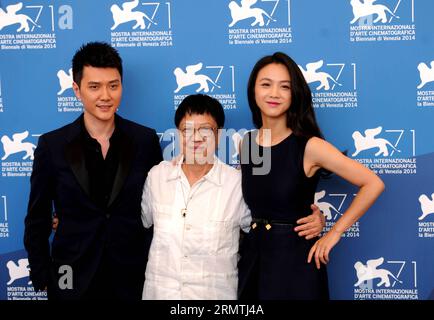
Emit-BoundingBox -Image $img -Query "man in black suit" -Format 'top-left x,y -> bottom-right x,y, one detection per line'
23,42 -> 162,300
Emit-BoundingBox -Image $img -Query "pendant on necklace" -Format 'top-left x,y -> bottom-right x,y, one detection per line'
181,208 -> 187,217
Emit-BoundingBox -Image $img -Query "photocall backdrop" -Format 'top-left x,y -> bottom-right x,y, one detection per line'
0,0 -> 433,300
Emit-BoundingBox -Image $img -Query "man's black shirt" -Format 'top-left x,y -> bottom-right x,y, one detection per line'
81,118 -> 121,209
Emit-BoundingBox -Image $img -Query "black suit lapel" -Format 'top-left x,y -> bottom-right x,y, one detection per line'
64,116 -> 91,198
64,114 -> 135,207
108,121 -> 135,208
65,138 -> 90,197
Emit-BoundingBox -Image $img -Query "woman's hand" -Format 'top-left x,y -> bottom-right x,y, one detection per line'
307,229 -> 342,269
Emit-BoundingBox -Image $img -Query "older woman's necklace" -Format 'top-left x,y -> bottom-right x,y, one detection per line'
179,179 -> 206,218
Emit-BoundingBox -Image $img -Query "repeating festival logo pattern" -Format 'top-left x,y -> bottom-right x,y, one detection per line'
110,0 -> 174,48
353,257 -> 418,300
227,0 -> 292,45
315,190 -> 360,238
0,2 -> 73,51
298,60 -> 358,109
418,192 -> 434,238
1,131 -> 39,178
0,0 -> 433,301
349,0 -> 416,43
0,252 -> 47,300
173,62 -> 238,110
416,60 -> 434,108
350,126 -> 417,175
56,67 -> 82,113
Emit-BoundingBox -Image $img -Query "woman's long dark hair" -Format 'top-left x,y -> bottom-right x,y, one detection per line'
247,52 -> 324,139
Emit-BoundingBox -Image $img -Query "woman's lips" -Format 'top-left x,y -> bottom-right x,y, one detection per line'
266,101 -> 279,107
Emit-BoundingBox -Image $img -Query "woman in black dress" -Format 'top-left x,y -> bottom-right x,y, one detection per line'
238,52 -> 385,300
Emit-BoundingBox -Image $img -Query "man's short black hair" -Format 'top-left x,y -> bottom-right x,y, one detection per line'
72,42 -> 123,87
174,94 -> 225,128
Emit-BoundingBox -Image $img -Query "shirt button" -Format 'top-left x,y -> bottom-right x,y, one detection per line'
185,225 -> 191,230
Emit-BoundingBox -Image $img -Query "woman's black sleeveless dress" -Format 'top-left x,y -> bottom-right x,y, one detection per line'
238,131 -> 329,300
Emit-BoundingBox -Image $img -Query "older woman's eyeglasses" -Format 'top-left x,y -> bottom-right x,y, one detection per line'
179,126 -> 216,138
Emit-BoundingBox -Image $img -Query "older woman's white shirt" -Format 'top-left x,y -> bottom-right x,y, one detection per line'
141,157 -> 251,300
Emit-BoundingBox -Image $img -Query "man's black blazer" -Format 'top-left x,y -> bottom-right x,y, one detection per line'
24,114 -> 162,299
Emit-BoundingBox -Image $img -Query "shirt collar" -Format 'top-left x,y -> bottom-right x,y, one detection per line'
167,155 -> 223,186
80,115 -> 121,144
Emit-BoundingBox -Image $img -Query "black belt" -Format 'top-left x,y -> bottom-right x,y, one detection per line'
251,218 -> 296,230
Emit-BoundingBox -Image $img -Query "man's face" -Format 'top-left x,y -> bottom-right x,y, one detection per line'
73,66 -> 122,124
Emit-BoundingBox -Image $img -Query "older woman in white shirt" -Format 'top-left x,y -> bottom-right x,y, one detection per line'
141,94 -> 323,299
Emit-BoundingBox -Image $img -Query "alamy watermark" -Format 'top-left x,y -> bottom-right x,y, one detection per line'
159,127 -> 272,175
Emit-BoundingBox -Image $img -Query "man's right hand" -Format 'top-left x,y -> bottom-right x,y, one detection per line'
52,214 -> 58,231
294,204 -> 325,240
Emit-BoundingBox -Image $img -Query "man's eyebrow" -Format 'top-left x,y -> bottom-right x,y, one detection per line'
86,79 -> 120,84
